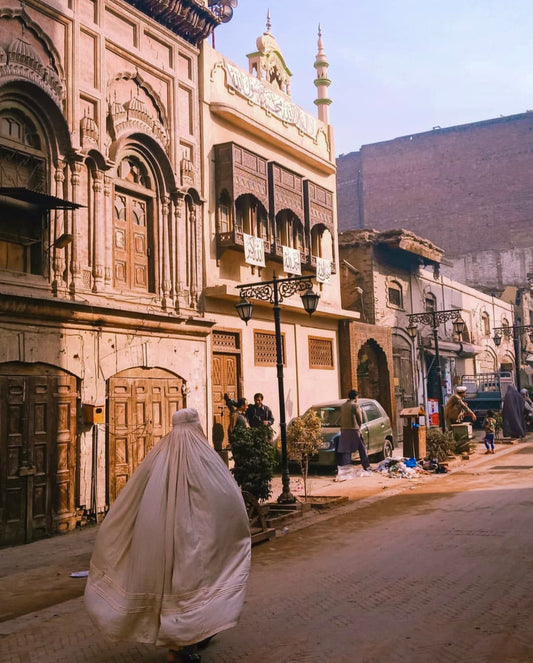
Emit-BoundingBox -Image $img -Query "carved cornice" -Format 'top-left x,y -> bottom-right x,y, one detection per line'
125,0 -> 220,46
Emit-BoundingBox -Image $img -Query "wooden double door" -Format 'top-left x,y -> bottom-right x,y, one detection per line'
212,352 -> 239,450
0,364 -> 77,546
107,368 -> 184,503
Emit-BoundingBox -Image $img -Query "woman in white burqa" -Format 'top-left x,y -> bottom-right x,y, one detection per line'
85,408 -> 251,663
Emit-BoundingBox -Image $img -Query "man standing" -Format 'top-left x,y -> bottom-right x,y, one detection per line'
336,389 -> 372,481
246,393 -> 274,429
444,386 -> 477,430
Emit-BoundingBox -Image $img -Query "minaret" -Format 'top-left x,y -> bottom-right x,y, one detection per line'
313,24 -> 332,124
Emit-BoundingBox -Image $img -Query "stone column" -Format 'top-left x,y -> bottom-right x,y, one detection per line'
69,159 -> 83,297
51,159 -> 66,295
103,175 -> 113,286
161,196 -> 171,309
92,170 -> 105,292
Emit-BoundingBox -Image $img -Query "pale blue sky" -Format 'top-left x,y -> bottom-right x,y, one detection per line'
214,1 -> 533,156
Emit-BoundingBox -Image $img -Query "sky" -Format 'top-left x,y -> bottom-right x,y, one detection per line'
213,0 -> 533,156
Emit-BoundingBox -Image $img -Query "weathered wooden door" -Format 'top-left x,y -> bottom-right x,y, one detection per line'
107,368 -> 184,503
0,364 -> 77,546
212,352 -> 239,449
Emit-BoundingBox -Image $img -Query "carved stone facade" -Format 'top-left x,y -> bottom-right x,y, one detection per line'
0,0 -> 220,545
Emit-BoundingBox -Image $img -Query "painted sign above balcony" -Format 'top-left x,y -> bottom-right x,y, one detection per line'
316,257 -> 331,283
283,246 -> 301,276
243,233 -> 265,267
224,62 -> 318,140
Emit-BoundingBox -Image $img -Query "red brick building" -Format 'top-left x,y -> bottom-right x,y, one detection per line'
337,112 -> 533,292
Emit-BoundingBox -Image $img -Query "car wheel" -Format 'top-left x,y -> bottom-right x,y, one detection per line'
381,439 -> 393,460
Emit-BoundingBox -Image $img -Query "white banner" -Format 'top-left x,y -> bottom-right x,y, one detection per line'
316,257 -> 331,283
283,245 -> 301,275
243,233 -> 265,267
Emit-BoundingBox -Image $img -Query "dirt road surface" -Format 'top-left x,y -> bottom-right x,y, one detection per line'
1,440 -> 532,662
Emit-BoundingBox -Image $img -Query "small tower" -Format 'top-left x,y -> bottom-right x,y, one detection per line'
314,25 -> 332,124
247,11 -> 292,96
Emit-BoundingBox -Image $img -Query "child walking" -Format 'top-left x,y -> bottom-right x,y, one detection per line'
483,409 -> 496,454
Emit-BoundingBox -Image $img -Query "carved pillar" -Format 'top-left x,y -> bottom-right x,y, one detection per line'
170,192 -> 180,312
51,159 -> 66,295
103,175 -> 113,285
161,196 -> 172,309
188,199 -> 199,307
69,159 -> 83,296
92,170 -> 105,291
174,194 -> 188,310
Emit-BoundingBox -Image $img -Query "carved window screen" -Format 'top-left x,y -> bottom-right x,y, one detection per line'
308,336 -> 334,369
212,330 -> 240,352
254,330 -> 285,366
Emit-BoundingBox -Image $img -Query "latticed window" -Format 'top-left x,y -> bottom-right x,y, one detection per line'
212,330 -> 239,351
254,330 -> 285,366
308,337 -> 334,369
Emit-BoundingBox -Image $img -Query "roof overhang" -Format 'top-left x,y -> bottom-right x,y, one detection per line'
423,339 -> 483,358
0,188 -> 82,210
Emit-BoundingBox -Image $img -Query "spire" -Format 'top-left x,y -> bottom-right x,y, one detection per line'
313,23 -> 332,124
266,9 -> 271,33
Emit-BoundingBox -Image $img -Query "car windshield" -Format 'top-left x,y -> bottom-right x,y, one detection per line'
312,406 -> 341,428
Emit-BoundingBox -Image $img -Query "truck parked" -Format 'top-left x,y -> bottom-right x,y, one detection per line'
461,372 -> 514,423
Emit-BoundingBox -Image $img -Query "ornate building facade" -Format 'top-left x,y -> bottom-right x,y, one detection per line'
0,0 -> 218,545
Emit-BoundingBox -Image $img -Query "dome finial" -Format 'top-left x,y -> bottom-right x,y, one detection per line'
266,9 -> 271,33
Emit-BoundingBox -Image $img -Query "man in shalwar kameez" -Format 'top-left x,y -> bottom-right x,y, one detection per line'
85,408 -> 251,663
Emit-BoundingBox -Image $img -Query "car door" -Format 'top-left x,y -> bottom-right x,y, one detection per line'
360,401 -> 386,455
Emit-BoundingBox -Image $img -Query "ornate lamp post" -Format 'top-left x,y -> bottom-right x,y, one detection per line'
492,324 -> 533,390
406,309 -> 466,431
235,273 -> 319,504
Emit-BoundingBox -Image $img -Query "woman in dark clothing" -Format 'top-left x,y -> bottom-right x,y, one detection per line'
502,385 -> 526,438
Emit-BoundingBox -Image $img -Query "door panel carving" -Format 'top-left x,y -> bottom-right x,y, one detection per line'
107,369 -> 184,503
0,366 -> 77,546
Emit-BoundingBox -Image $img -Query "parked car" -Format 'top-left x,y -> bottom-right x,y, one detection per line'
282,398 -> 394,466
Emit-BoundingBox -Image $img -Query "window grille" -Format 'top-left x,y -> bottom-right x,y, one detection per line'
308,337 -> 334,369
254,331 -> 285,365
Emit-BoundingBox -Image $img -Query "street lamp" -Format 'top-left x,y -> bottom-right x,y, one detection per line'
492,324 -> 533,390
235,273 -> 320,504
406,309 -> 466,432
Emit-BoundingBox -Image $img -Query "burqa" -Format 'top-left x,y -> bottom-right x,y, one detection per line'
85,408 -> 251,649
502,385 -> 526,438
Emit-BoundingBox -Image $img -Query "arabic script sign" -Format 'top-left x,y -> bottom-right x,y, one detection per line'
225,62 -> 318,139
243,233 -> 265,267
316,257 -> 331,283
282,246 -> 301,275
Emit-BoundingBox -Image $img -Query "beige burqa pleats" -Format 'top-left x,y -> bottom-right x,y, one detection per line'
84,408 -> 251,648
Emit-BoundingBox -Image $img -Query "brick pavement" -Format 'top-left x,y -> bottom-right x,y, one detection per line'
0,436 -> 527,663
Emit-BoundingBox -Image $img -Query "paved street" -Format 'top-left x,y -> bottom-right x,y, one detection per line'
1,438 -> 533,663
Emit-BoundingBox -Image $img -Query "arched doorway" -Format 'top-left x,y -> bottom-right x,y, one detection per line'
356,340 -> 392,416
106,367 -> 185,503
0,362 -> 78,546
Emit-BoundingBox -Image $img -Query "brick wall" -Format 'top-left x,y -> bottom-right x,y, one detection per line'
337,113 -> 533,258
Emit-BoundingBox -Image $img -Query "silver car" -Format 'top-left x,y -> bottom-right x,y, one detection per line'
297,398 -> 394,466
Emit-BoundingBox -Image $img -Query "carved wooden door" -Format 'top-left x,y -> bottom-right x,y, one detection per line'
212,353 -> 238,449
0,368 -> 77,546
113,191 -> 149,291
107,368 -> 183,503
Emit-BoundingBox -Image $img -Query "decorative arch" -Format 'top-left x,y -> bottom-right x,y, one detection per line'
356,338 -> 392,417
275,207 -> 304,252
236,193 -> 270,241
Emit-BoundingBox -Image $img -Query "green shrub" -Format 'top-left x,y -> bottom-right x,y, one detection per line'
286,409 -> 323,499
425,428 -> 456,461
230,425 -> 275,501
